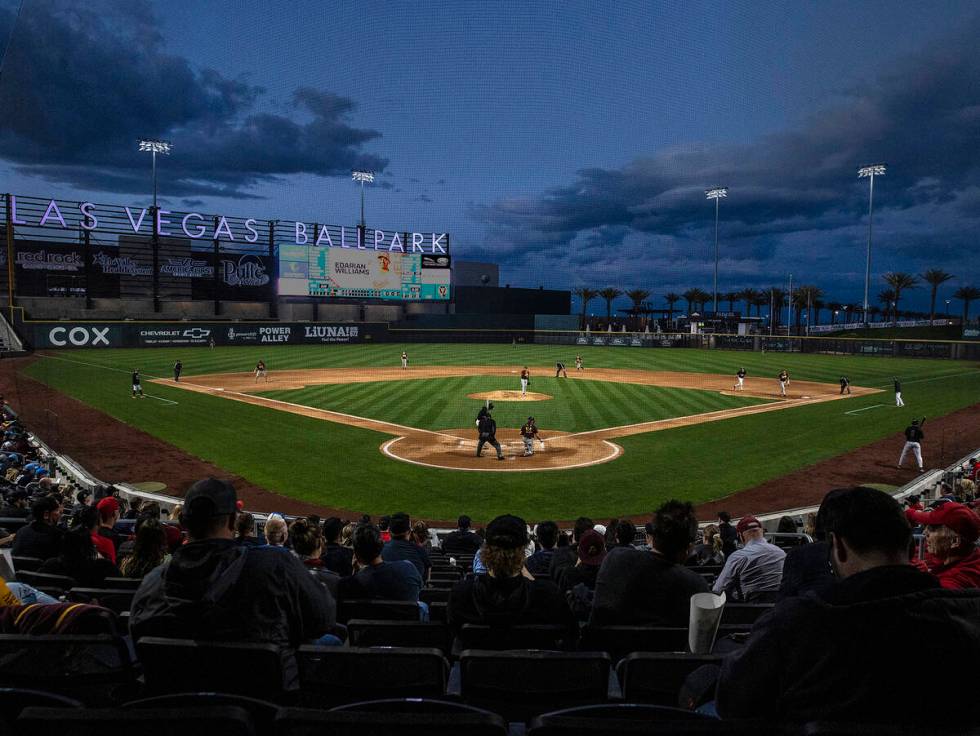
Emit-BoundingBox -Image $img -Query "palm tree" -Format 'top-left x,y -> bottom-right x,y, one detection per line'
921,269 -> 954,323
573,287 -> 599,329
693,288 -> 712,313
768,288 -> 787,328
682,288 -> 699,315
878,289 -> 896,323
813,299 -> 825,326
868,305 -> 881,322
751,292 -> 768,318
954,285 -> 980,323
598,287 -> 622,325
664,292 -> 680,322
738,288 -> 760,318
724,291 -> 739,314
624,289 -> 651,330
882,272 -> 919,326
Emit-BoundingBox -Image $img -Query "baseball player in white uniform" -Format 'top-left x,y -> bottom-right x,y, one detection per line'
520,366 -> 530,397
778,369 -> 789,397
575,355 -> 583,371
894,378 -> 904,407
401,351 -> 408,369
734,367 -> 746,391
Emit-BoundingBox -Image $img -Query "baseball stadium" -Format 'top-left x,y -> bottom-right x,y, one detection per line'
0,2 -> 978,732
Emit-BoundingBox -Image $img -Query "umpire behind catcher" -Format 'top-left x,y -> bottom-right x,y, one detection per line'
476,406 -> 504,461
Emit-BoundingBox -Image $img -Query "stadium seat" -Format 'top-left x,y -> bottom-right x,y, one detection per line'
135,637 -> 286,701
0,635 -> 138,704
802,723 -> 980,736
123,693 -> 280,732
579,625 -> 690,662
275,705 -> 508,736
331,697 -> 496,714
102,576 -> 143,590
18,705 -> 256,736
10,554 -> 43,572
454,649 -> 613,722
347,619 -> 452,654
337,598 -> 421,623
719,604 -> 774,626
67,588 -> 136,615
527,703 -> 758,735
452,623 -> 570,655
296,645 -> 448,708
428,601 -> 448,621
419,587 -> 451,604
0,687 -> 81,732
616,653 -> 724,706
14,570 -> 74,594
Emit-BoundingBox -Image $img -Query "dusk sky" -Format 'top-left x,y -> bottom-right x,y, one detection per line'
1,0 -> 978,314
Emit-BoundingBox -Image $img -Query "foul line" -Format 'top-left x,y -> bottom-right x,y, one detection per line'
36,353 -> 178,405
845,403 -> 887,415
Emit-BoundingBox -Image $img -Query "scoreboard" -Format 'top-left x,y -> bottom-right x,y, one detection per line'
279,246 -> 451,300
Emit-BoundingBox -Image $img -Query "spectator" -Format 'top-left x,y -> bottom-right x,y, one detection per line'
906,502 -> 980,589
801,512 -> 817,538
321,516 -> 354,577
136,501 -> 183,552
549,516 -> 594,587
290,518 -> 340,599
561,529 -> 606,621
0,489 -> 29,518
776,515 -> 798,534
96,497 -> 124,554
590,500 -> 708,626
378,515 -> 391,543
525,520 -> 559,578
712,515 -> 785,602
71,490 -> 92,515
410,519 -> 432,552
447,514 -> 575,634
263,516 -> 288,547
130,478 -> 335,689
688,524 -> 724,566
603,519 -> 620,549
779,491 -> 839,600
11,495 -> 65,559
612,519 -> 637,549
441,514 -> 482,555
340,522 -> 356,548
338,523 -> 423,606
38,527 -> 121,586
717,511 -> 737,558
119,519 -> 169,579
75,505 -> 117,563
382,512 -> 430,580
234,512 -> 262,548
123,497 -> 143,520
716,487 -> 980,726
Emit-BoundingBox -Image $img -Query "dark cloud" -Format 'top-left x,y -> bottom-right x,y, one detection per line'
0,0 -> 387,198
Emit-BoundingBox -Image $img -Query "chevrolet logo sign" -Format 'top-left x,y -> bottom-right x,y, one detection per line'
183,328 -> 211,339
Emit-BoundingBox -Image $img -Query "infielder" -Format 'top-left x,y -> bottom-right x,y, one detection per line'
894,378 -> 904,407
131,369 -> 144,399
520,416 -> 544,456
575,355 -> 584,371
839,376 -> 850,395
733,367 -> 746,391
401,351 -> 408,369
254,360 -> 268,382
174,360 -> 182,382
898,417 -> 925,472
555,361 -> 568,378
778,369 -> 789,397
520,366 -> 530,397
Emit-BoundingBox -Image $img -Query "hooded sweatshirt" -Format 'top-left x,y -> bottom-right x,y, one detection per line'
447,572 -> 575,635
130,538 -> 334,689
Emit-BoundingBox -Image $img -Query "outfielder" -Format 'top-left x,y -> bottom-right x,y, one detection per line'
575,355 -> 584,371
131,369 -> 144,399
520,416 -> 543,456
254,360 -> 268,382
174,360 -> 182,382
898,417 -> 925,472
839,376 -> 850,395
894,378 -> 904,407
778,369 -> 789,397
733,367 -> 746,391
401,351 -> 408,369
555,361 -> 568,378
520,366 -> 530,397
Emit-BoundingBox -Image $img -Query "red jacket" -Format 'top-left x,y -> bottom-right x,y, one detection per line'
91,532 -> 116,564
927,548 -> 980,590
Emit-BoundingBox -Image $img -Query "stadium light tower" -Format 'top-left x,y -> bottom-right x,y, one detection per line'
352,170 -> 375,228
705,187 -> 728,314
858,163 -> 886,326
138,139 -> 172,209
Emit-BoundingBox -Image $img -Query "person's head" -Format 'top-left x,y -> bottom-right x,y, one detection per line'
702,523 -> 719,544
736,515 -> 765,543
323,516 -> 344,544
535,520 -> 559,550
7,489 -> 27,508
802,512 -> 818,538
306,514 -> 321,529
576,529 -> 607,567
411,520 -> 429,546
129,497 -> 143,514
179,478 -> 238,541
235,512 -> 257,539
124,518 -> 168,572
31,495 -> 62,526
604,519 -> 620,547
59,527 -> 97,569
264,516 -> 288,546
457,514 -> 472,532
645,500 -> 699,562
482,514 -> 530,578
141,501 -> 161,520
389,512 -> 411,539
718,511 -> 731,524
573,516 -> 594,543
821,486 -> 913,579
97,497 -> 121,527
908,503 -> 980,563
352,523 -> 384,565
73,505 -> 100,534
777,515 -> 798,534
75,490 -> 92,507
378,515 -> 390,532
290,518 -> 323,559
615,519 -> 636,547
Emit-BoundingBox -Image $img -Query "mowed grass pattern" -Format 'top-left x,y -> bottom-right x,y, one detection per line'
258,376 -> 768,433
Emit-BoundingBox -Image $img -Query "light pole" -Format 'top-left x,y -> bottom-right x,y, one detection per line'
352,170 -> 375,229
858,163 -> 886,327
705,187 -> 728,314
138,139 -> 172,209
945,299 -> 951,319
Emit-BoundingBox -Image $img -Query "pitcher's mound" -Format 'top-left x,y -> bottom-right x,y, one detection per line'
468,390 -> 553,402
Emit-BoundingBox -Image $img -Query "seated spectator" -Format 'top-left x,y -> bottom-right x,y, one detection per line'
776,515 -> 798,534
549,516 -> 594,587
441,514 -> 482,555
338,523 -> 423,604
612,519 -> 637,549
561,528 -> 606,621
410,519 -> 432,552
119,518 -> 169,579
71,490 -> 92,515
688,524 -> 724,566
39,527 -> 121,586
75,506 -> 117,563
235,512 -> 262,548
603,519 -> 620,548
124,497 -> 143,520
712,515 -> 785,602
716,486 -> 980,727
378,515 -> 391,543
906,502 -> 980,589
96,496 -> 125,554
717,511 -> 737,558
382,512 -> 430,580
0,489 -> 29,518
591,500 -> 708,626
130,478 -> 335,689
779,491 -> 839,600
263,515 -> 288,547
290,518 -> 340,599
141,501 -> 183,551
12,495 -> 65,559
525,520 -> 559,578
447,514 -> 575,634
340,521 -> 355,548
321,516 -> 353,577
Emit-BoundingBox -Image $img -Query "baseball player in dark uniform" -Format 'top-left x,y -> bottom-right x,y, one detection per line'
898,417 -> 925,471
778,369 -> 789,397
174,360 -> 182,382
520,416 -> 543,456
520,366 -> 530,397
476,402 -> 494,427
839,376 -> 850,395
734,367 -> 747,391
555,361 -> 568,378
131,370 -> 143,398
894,378 -> 904,407
476,407 -> 504,460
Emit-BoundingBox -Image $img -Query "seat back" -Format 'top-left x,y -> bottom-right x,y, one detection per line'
337,598 -> 420,624
296,646 -> 448,708
123,692 -> 279,732
347,619 -> 451,655
616,653 -> 724,706
102,577 -> 143,590
10,554 -> 42,572
579,625 -> 689,662
528,703 -> 723,735
455,624 -> 568,654
275,706 -> 507,736
67,588 -> 136,615
419,587 -> 451,604
459,649 -> 611,722
719,604 -> 773,626
0,687 -> 81,731
18,705 -> 255,736
14,570 -> 75,594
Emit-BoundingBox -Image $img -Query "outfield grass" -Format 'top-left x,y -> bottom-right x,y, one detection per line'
21,344 -> 980,520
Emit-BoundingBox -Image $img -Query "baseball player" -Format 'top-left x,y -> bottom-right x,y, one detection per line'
839,376 -> 850,395
476,406 -> 504,460
777,369 -> 789,397
401,351 -> 408,369
894,378 -> 904,407
555,361 -> 568,378
208,336 -> 215,350
476,401 -> 494,428
898,417 -> 925,472
734,367 -> 747,391
254,360 -> 268,382
174,360 -> 182,382
520,416 -> 543,456
575,355 -> 584,371
131,370 -> 143,399
520,366 -> 530,397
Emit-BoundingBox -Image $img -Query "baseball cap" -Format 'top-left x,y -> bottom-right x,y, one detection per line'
736,515 -> 763,535
484,514 -> 529,549
577,529 -> 607,567
96,497 -> 120,515
906,503 -> 980,542
183,477 -> 238,519
389,512 -> 411,535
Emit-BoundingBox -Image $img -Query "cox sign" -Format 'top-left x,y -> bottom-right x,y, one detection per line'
47,326 -> 113,347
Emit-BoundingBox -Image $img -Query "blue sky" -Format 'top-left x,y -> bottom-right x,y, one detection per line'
0,0 -> 978,314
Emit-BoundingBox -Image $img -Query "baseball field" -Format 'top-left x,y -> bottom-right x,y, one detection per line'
12,342 -> 980,521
